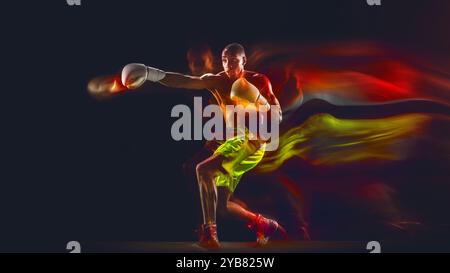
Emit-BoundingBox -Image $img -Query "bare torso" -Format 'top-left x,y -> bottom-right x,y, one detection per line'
202,71 -> 273,142
205,71 -> 268,109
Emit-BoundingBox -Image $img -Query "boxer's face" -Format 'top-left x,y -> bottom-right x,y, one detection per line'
222,50 -> 246,79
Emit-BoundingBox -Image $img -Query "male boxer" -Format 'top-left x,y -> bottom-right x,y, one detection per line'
121,43 -> 283,248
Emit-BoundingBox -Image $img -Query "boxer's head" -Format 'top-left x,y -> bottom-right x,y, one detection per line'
222,43 -> 246,80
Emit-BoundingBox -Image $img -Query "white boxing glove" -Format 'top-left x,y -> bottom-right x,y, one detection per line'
230,78 -> 269,108
121,63 -> 166,89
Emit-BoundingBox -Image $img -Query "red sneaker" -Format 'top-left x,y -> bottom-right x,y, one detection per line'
198,224 -> 221,248
249,214 -> 284,245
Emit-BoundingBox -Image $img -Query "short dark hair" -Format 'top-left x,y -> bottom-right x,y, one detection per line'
222,43 -> 246,56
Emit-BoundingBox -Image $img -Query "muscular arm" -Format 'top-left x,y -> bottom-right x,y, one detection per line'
159,72 -> 214,90
121,63 -> 215,91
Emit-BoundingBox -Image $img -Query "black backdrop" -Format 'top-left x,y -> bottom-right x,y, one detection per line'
1,0 -> 449,251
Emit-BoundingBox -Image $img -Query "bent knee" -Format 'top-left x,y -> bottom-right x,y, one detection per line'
195,162 -> 210,178
196,160 -> 218,177
196,163 -> 217,186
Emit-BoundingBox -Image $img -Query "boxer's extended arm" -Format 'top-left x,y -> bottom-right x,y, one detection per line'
159,72 -> 212,90
121,63 -> 213,90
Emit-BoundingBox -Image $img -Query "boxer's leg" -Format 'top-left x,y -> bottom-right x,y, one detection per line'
215,138 -> 285,244
196,154 -> 225,225
217,186 -> 256,222
195,153 -> 227,248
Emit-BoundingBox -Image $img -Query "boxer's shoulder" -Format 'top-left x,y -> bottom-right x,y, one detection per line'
200,72 -> 223,85
244,71 -> 268,80
201,72 -> 227,80
244,71 -> 271,88
200,72 -> 217,79
216,71 -> 228,77
199,72 -> 228,90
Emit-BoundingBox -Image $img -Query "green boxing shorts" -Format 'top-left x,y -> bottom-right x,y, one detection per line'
213,136 -> 266,193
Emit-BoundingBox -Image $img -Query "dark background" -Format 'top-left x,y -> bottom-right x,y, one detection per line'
1,0 -> 449,251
